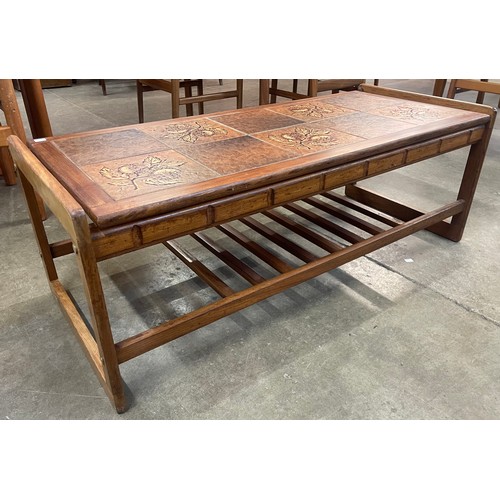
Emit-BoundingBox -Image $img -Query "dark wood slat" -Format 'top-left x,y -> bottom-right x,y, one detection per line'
322,191 -> 401,227
284,202 -> 364,244
263,209 -> 344,253
192,232 -> 266,285
50,239 -> 75,258
303,196 -> 384,235
163,241 -> 235,298
241,216 -> 318,263
115,200 -> 465,364
217,224 -> 294,274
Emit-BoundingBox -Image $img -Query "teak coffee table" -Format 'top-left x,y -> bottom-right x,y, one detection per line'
9,84 -> 496,413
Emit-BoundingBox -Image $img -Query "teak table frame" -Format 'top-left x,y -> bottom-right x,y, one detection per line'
8,85 -> 496,413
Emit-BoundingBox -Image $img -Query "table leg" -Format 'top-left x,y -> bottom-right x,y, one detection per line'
11,137 -> 126,413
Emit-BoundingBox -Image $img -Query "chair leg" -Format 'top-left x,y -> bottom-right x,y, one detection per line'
197,80 -> 204,115
270,79 -> 278,104
307,79 -> 318,97
0,147 -> 17,185
183,79 -> 194,116
171,80 -> 181,119
99,80 -> 107,96
137,80 -> 145,123
236,79 -> 243,109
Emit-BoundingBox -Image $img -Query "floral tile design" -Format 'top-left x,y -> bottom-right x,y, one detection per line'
254,123 -> 363,153
82,150 -> 218,200
141,118 -> 243,147
370,102 -> 465,124
271,100 -> 356,122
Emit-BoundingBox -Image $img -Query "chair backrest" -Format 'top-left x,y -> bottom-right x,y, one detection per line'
0,79 -> 27,184
447,79 -> 500,105
0,79 -> 27,144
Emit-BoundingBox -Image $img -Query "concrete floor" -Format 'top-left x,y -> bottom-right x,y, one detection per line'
1,79 -> 499,420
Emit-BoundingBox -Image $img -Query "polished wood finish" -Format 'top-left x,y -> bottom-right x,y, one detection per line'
137,79 -> 244,121
9,85 -> 496,413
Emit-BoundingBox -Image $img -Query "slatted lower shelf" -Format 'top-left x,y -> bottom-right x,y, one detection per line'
114,189 -> 464,363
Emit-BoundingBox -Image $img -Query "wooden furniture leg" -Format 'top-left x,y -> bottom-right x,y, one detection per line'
18,79 -> 53,139
10,136 -> 126,413
433,79 -> 447,96
344,115 -> 495,243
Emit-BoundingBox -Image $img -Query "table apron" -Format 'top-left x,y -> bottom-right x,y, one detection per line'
86,125 -> 484,261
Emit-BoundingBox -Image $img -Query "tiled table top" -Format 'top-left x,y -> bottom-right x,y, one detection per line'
29,91 -> 487,228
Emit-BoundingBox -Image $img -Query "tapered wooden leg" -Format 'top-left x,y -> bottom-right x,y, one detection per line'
18,170 -> 58,280
72,214 -> 127,413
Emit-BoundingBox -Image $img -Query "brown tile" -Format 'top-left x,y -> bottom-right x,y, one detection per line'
370,101 -> 466,124
82,150 -> 219,201
141,117 -> 243,147
211,108 -> 304,133
317,112 -> 416,139
177,136 -> 299,175
254,123 -> 364,154
322,91 -> 404,112
53,129 -> 166,166
270,99 -> 356,122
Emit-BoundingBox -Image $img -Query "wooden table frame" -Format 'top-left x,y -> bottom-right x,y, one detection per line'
8,85 -> 496,413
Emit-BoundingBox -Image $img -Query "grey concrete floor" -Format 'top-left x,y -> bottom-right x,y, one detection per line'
1,79 -> 499,420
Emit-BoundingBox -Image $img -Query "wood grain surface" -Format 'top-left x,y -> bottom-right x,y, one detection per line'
29,91 -> 489,229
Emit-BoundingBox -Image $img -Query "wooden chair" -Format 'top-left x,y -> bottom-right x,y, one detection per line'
0,79 -> 47,217
137,79 -> 244,122
268,79 -> 366,103
447,79 -> 500,106
0,79 -> 26,185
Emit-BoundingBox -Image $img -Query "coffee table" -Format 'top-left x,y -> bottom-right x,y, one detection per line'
9,84 -> 496,413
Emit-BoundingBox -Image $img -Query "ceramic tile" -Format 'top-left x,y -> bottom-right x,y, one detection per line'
83,150 -> 218,200
211,108 -> 304,133
254,122 -> 364,153
316,111 -> 416,139
176,135 -> 299,174
53,128 -> 166,166
140,117 -> 244,147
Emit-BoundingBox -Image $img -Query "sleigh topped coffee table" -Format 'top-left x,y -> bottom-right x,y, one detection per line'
9,84 -> 496,413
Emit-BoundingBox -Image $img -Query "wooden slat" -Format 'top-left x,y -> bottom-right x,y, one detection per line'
344,184 -> 458,239
192,232 -> 266,285
263,209 -> 344,253
242,216 -> 318,263
284,202 -> 363,244
303,196 -> 383,235
322,191 -> 400,227
217,224 -> 294,274
164,241 -> 235,298
115,200 -> 465,364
